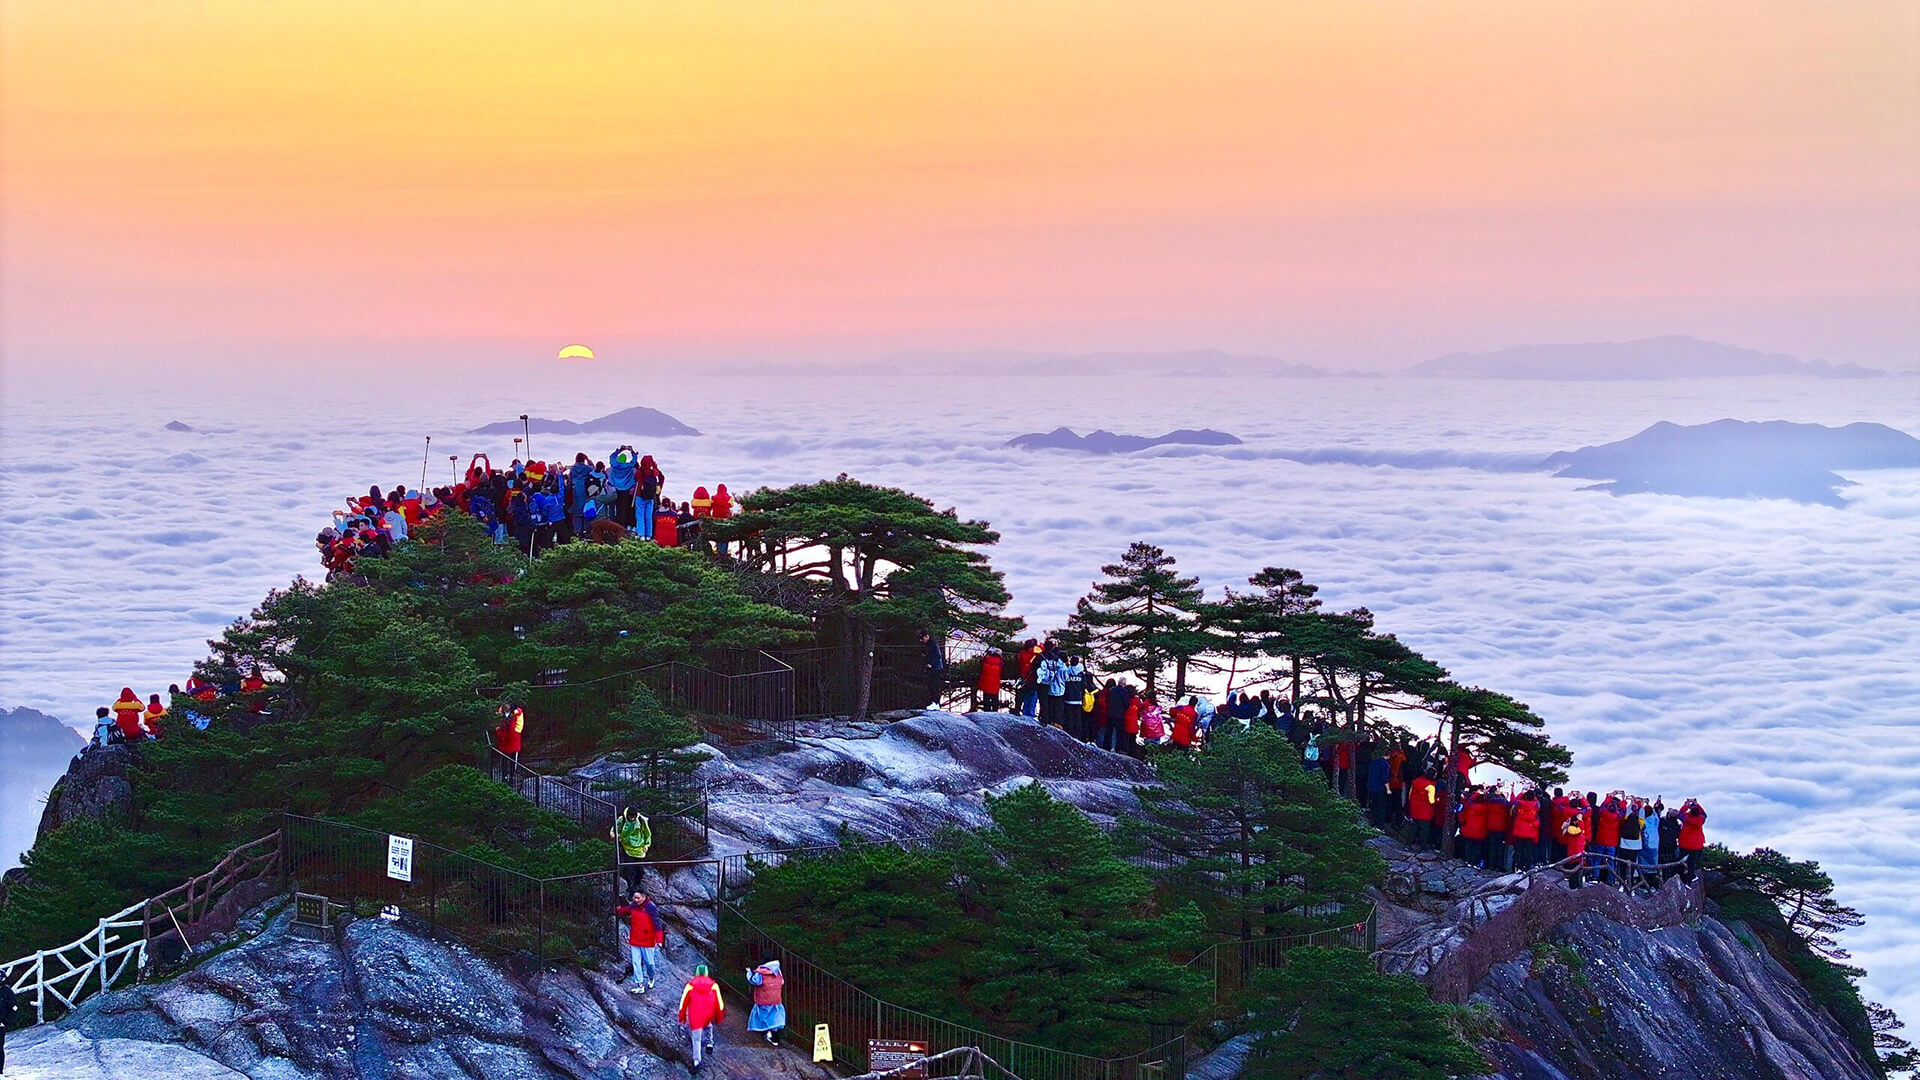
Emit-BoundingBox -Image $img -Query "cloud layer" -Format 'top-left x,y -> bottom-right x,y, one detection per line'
1,371 -> 1915,1023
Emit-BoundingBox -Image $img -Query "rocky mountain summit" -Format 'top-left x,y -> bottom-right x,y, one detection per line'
6,713 -> 1879,1079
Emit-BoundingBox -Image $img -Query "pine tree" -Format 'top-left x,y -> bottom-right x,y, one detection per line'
1070,542 -> 1208,696
1699,845 -> 1865,960
1424,682 -> 1571,855
1132,725 -> 1384,941
1202,567 -> 1322,699
1244,946 -> 1487,1080
718,480 -> 1019,717
953,784 -> 1209,1054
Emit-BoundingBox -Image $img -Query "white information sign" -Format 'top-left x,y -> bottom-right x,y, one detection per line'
387,835 -> 415,883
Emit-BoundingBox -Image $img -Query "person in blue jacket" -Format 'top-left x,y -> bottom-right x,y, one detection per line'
607,447 -> 639,531
567,453 -> 602,537
1366,750 -> 1393,826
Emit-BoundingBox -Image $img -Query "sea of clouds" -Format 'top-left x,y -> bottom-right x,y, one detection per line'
1,369 -> 1916,1023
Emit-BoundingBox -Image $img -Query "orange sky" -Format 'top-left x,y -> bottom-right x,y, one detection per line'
3,1 -> 1916,370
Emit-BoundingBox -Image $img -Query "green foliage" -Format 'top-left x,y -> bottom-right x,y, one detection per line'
1705,845 -> 1909,1077
141,582 -> 495,844
1424,681 -> 1570,787
1245,946 -> 1487,1080
505,539 -> 809,681
587,686 -> 710,810
350,765 -> 607,879
0,819 -> 192,959
1199,567 -> 1321,694
356,512 -> 523,667
723,479 -> 1019,716
741,784 -> 1207,1057
1070,542 -> 1209,695
1133,725 -> 1384,940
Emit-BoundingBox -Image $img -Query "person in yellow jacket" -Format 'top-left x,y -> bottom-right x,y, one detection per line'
142,694 -> 168,739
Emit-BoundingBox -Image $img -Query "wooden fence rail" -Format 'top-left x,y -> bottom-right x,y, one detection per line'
1,830 -> 283,1025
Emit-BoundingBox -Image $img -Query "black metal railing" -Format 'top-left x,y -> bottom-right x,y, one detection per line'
714,901 -> 1376,1080
281,814 -> 620,965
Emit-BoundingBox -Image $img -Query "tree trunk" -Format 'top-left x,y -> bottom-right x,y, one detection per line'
1290,655 -> 1302,708
1174,655 -> 1188,700
1439,719 -> 1460,858
852,624 -> 876,721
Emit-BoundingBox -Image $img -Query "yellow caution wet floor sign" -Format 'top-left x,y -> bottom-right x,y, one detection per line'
813,1023 -> 833,1062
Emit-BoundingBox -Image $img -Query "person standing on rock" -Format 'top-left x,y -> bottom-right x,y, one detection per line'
1509,789 -> 1541,870
1636,803 -> 1662,886
1014,639 -> 1043,717
678,964 -> 725,1068
1408,770 -> 1438,847
1677,799 -> 1708,881
973,647 -> 1004,712
746,959 -> 786,1045
1065,657 -> 1093,740
1560,810 -> 1589,888
920,630 -> 947,709
616,890 -> 666,993
1616,799 -> 1644,889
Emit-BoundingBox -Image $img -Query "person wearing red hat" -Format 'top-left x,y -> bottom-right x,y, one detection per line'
110,689 -> 147,741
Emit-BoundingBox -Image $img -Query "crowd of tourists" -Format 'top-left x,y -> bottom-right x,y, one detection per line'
317,449 -> 735,577
89,669 -> 271,746
956,636 -> 1709,891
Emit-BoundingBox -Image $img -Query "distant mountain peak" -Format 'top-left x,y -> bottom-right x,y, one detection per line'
468,405 -> 700,440
1413,336 -> 1886,380
1006,427 -> 1243,453
1543,418 -> 1920,505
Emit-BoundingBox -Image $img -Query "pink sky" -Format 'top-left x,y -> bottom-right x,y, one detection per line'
3,1 -> 1916,373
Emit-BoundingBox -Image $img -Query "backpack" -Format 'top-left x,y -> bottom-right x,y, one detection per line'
1304,739 -> 1321,762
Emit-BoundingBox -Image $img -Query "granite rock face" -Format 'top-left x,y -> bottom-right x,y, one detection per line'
1474,912 -> 1879,1080
14,712 -> 1152,1078
36,742 -> 136,837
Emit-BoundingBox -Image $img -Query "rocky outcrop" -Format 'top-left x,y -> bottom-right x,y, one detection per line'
11,902 -> 829,1080
1375,865 -> 1704,1003
622,710 -> 1154,857
1366,839 -> 1870,1080
36,742 -> 136,837
13,712 -> 1151,1079
1474,912 -> 1879,1080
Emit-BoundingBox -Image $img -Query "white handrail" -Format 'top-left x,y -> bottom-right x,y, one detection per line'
0,898 -> 148,1025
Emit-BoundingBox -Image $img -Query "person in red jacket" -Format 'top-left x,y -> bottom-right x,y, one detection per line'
1677,799 -> 1708,880
709,484 -> 734,556
1592,796 -> 1625,885
1169,699 -> 1198,749
1548,790 -> 1573,864
1408,773 -> 1438,848
240,668 -> 269,714
494,705 -> 524,779
616,890 -> 666,992
653,504 -> 679,547
1481,789 -> 1512,872
678,964 -> 725,1068
974,648 -> 1004,712
1509,791 -> 1542,870
110,688 -> 147,741
1122,694 -> 1142,759
1560,811 -> 1589,888
1459,788 -> 1490,867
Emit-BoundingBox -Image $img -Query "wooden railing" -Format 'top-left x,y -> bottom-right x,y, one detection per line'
0,831 -> 283,1025
141,832 -> 285,953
